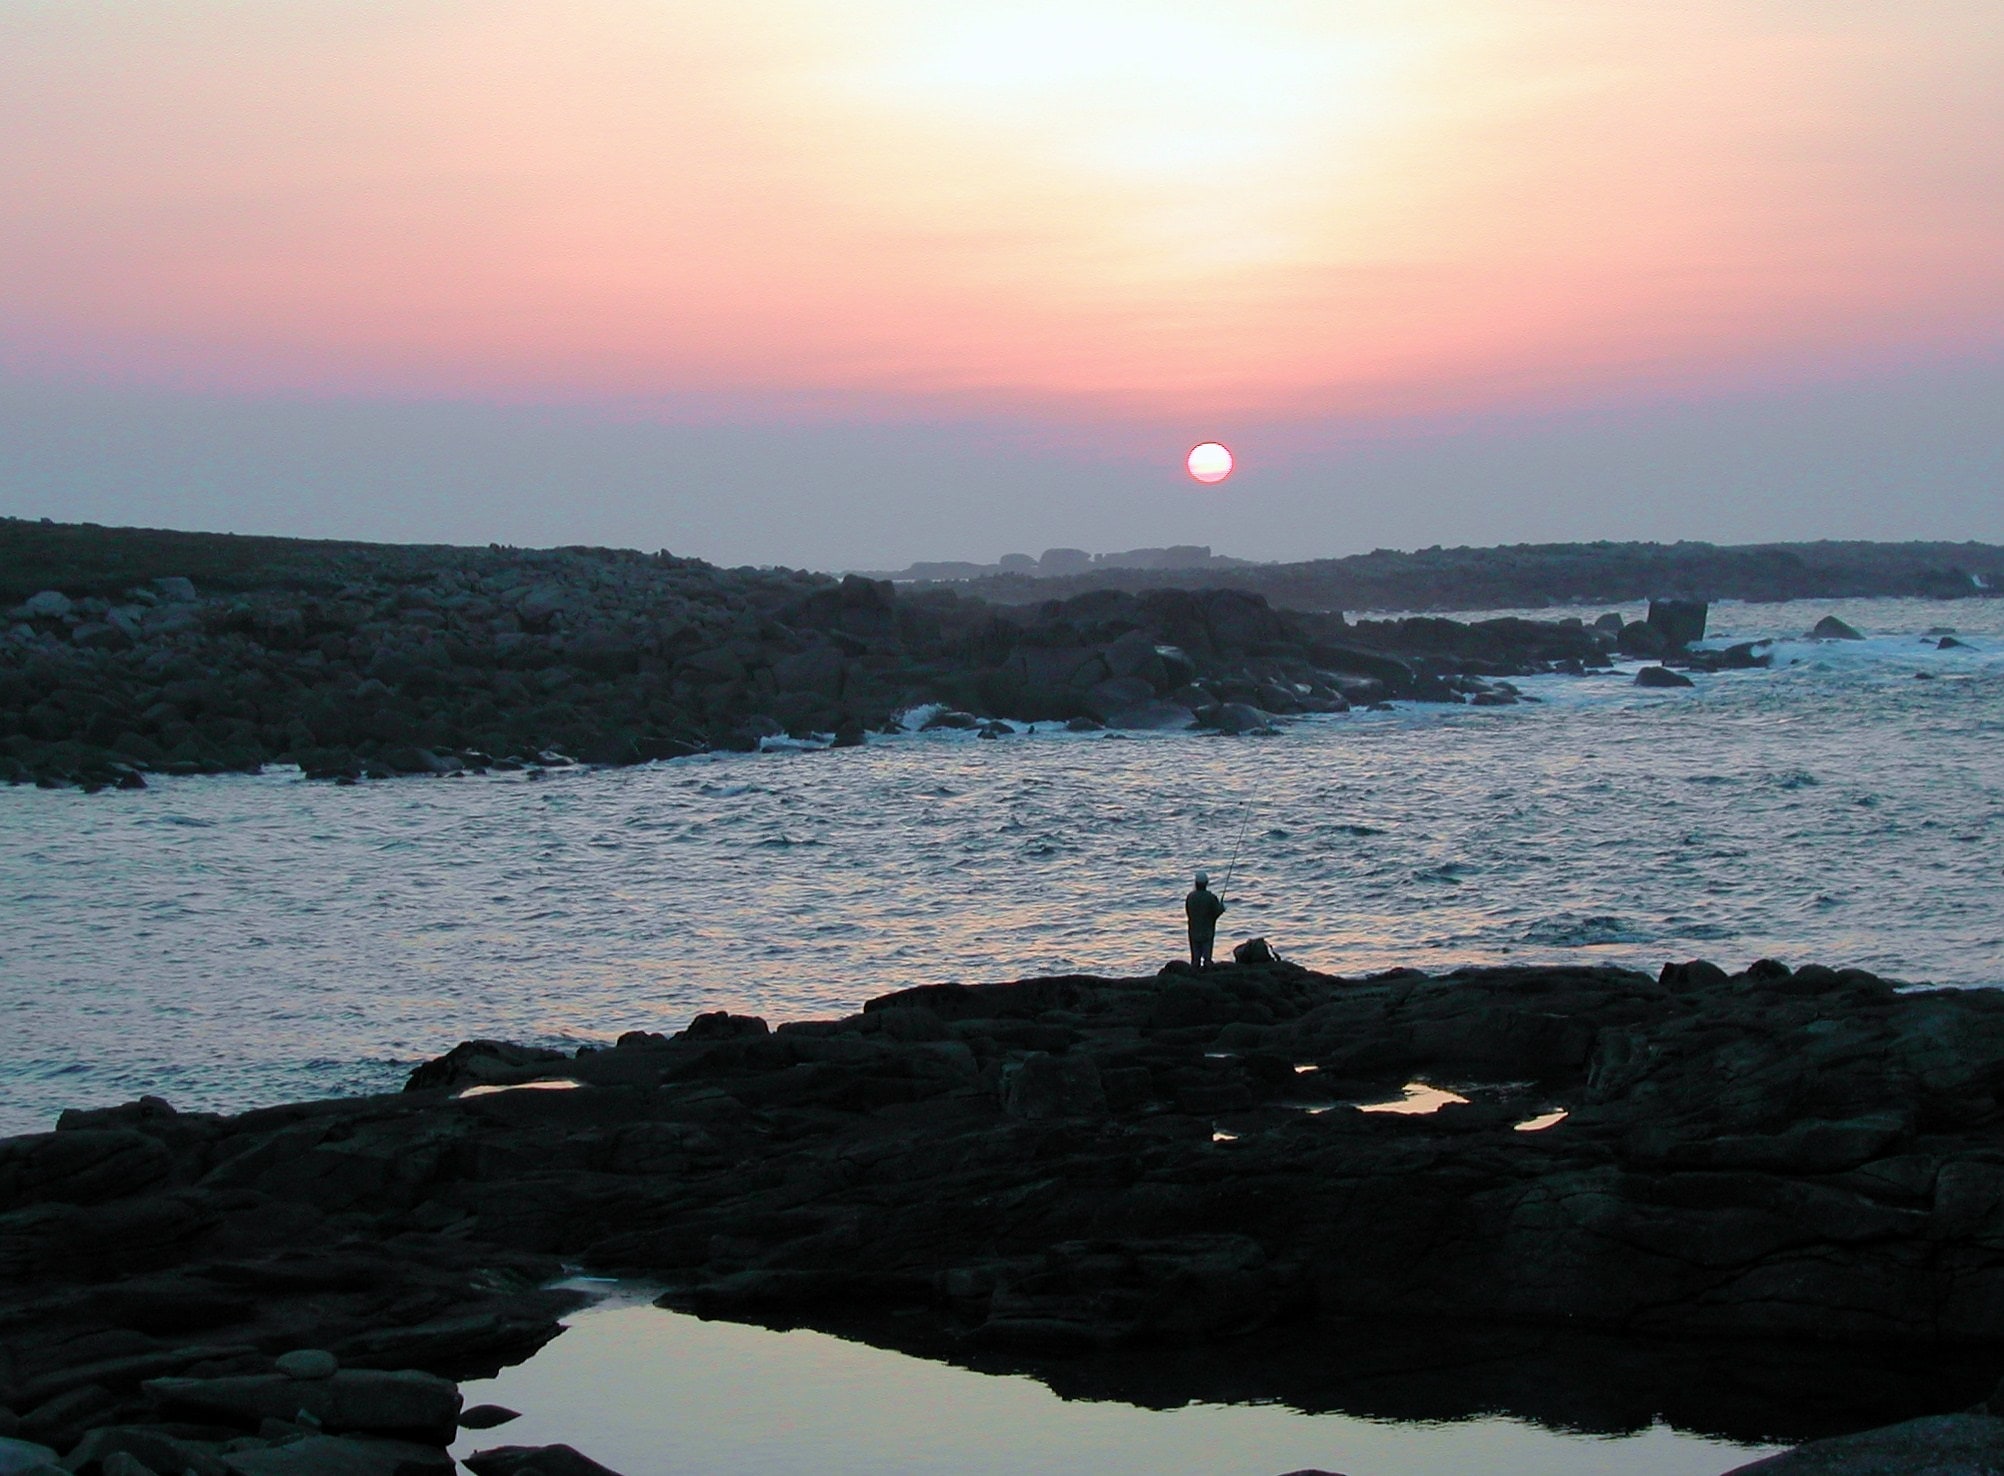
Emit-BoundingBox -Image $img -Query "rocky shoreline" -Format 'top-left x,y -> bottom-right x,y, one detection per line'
10,955 -> 2004,1472
0,519 -> 1780,791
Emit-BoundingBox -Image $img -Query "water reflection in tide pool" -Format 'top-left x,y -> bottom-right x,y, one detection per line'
450,1297 -> 1778,1476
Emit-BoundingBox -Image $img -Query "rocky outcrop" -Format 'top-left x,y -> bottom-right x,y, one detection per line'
13,957 -> 2004,1463
11,961 -> 2004,1377
1,520 -> 1633,789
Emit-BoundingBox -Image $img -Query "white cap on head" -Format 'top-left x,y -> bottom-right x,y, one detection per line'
1194,871 -> 1208,887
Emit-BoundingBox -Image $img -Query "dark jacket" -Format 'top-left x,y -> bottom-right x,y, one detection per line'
1185,886 -> 1226,938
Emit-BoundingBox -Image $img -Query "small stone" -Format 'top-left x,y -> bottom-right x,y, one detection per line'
277,1350 -> 339,1380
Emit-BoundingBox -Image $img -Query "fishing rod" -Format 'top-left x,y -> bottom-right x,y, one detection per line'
1218,797 -> 1255,903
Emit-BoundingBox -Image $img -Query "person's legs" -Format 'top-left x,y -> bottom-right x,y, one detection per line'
1189,934 -> 1202,968
1196,934 -> 1214,968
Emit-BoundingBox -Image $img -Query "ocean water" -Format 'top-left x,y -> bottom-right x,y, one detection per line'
2,596 -> 2001,1138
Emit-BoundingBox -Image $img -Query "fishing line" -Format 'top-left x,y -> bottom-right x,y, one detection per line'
1219,796 -> 1256,902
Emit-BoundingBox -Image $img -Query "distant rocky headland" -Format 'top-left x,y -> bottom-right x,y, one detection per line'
2,518 -> 1991,790
853,542 -> 1254,582
900,537 -> 2004,610
10,955 -> 2004,1471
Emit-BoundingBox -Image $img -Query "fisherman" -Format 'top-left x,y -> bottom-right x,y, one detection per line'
1185,870 -> 1226,969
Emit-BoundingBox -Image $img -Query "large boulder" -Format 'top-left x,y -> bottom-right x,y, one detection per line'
143,1369 -> 462,1443
1616,621 -> 1669,658
0,1437 -> 60,1475
402,1041 -> 568,1093
1100,629 -> 1167,684
20,591 -> 71,619
1204,702 -> 1274,735
1810,615 -> 1865,640
58,1427 -> 230,1476
1645,598 -> 1707,648
1081,676 -> 1156,723
1100,699 -> 1195,731
1634,666 -> 1695,688
514,586 -> 572,632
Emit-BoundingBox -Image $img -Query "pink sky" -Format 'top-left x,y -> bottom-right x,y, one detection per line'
1,2 -> 2000,564
5,1 -> 2000,418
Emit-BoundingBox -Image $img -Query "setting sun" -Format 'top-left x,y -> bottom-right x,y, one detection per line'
1186,441 -> 1234,483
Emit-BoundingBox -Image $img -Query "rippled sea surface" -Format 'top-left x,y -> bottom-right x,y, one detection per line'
4,596 -> 2002,1137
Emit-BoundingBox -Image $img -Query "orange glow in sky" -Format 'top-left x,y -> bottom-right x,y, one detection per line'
1,1 -> 2000,425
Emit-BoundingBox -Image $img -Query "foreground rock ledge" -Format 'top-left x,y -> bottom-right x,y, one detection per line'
10,956 -> 2004,1467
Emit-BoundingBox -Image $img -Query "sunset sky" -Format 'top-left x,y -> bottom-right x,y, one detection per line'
2,1 -> 2000,567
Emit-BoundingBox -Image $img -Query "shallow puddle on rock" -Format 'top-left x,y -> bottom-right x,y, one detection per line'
1355,1081 -> 1469,1114
1516,1109 -> 1570,1132
451,1294 -> 1779,1476
456,1078 -> 583,1099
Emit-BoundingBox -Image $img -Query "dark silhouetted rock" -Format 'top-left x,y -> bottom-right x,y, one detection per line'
1645,598 -> 1707,647
457,1406 -> 520,1431
144,1369 -> 460,1444
1101,700 -> 1194,731
1810,616 -> 1865,640
0,1436 -> 60,1475
1719,1413 -> 2004,1474
402,1042 -> 567,1093
60,1426 -> 230,1476
276,1350 -> 338,1380
1658,959 -> 1730,988
463,1446 -> 625,1476
678,1012 -> 769,1042
220,1434 -> 455,1475
1616,621 -> 1669,658
20,591 -> 72,619
1634,666 -> 1694,688
1001,1052 -> 1106,1120
26,945 -> 2004,1463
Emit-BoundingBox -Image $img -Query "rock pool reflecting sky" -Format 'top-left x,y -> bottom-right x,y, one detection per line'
450,1297 -> 1780,1476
